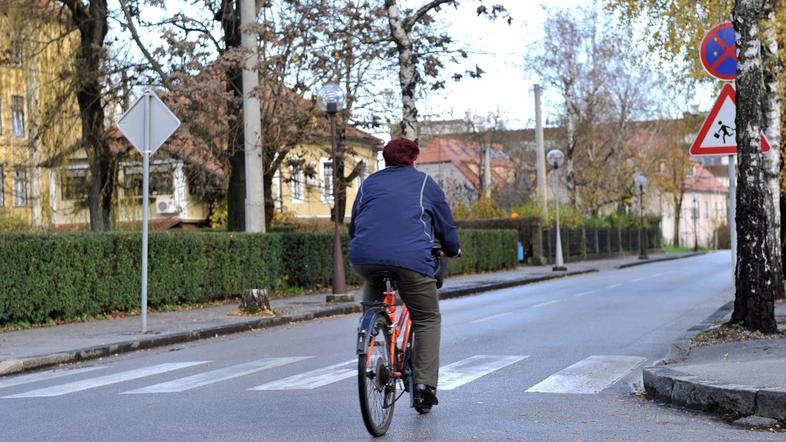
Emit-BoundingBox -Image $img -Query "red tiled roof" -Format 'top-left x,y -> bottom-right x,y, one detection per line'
418,138 -> 516,188
685,163 -> 727,193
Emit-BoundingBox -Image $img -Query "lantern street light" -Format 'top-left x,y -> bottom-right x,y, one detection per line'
547,149 -> 566,271
635,174 -> 649,260
317,83 -> 350,302
691,192 -> 699,252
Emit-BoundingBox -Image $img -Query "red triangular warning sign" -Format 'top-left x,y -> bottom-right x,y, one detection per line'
690,83 -> 770,156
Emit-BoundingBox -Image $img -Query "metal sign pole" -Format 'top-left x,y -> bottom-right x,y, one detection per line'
141,92 -> 151,333
728,154 -> 736,293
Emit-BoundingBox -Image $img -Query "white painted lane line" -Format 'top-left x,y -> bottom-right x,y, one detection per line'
250,359 -> 356,390
3,362 -> 208,398
122,357 -> 312,394
471,312 -> 512,324
526,355 -> 647,394
439,355 -> 528,390
574,290 -> 596,298
531,300 -> 559,309
631,277 -> 649,282
605,283 -> 623,289
0,366 -> 105,390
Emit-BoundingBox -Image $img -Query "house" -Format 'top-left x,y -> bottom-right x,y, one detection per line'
660,163 -> 728,248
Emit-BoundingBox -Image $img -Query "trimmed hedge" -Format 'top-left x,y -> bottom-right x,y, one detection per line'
0,229 -> 516,325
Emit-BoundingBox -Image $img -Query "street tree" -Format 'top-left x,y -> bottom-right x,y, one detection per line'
382,0 -> 510,140
731,0 -> 779,333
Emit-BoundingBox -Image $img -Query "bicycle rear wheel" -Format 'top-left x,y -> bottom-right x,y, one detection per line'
358,313 -> 396,436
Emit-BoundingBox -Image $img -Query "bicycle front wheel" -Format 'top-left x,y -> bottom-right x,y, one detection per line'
358,313 -> 396,436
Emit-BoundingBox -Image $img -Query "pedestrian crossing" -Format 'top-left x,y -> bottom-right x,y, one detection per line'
0,354 -> 648,399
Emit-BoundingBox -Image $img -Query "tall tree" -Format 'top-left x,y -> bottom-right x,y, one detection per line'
60,0 -> 115,231
383,0 -> 510,140
731,0 -> 778,332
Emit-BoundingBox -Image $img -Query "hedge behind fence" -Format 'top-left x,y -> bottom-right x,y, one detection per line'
0,229 -> 516,325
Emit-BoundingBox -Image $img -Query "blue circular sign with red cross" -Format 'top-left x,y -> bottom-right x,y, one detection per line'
700,22 -> 736,81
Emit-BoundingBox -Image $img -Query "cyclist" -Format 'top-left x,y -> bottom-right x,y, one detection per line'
348,137 -> 461,411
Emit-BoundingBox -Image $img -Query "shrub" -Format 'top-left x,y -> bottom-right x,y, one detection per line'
0,229 -> 516,326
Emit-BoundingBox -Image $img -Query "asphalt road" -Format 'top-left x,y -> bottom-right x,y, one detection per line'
1,252 -> 779,441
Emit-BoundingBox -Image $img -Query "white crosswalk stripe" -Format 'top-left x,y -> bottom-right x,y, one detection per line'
0,366 -> 105,390
438,355 -> 528,390
122,357 -> 312,394
526,355 -> 646,394
250,359 -> 356,391
3,362 -> 208,398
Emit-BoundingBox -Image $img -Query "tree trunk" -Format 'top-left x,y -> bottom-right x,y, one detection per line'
263,171 -> 274,228
760,0 -> 784,300
731,0 -> 778,333
221,0 -> 245,232
385,0 -> 418,140
25,27 -> 43,227
673,198 -> 682,247
65,0 -> 113,231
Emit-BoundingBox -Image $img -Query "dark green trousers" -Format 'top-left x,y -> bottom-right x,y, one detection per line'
353,264 -> 441,388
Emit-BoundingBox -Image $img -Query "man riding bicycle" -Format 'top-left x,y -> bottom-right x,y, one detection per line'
348,137 -> 461,411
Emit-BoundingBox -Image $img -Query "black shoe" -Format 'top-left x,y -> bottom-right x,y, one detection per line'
414,384 -> 439,407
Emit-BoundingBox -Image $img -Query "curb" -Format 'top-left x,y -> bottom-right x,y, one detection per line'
615,252 -> 706,269
663,300 -> 734,364
643,366 -> 786,423
0,269 -> 598,377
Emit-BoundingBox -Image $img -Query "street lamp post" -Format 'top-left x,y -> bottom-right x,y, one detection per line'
317,83 -> 351,302
691,192 -> 699,252
635,174 -> 649,260
547,149 -> 566,271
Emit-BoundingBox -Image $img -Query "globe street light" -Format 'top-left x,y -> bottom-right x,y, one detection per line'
547,149 -> 566,271
635,173 -> 649,260
317,82 -> 350,302
691,192 -> 699,252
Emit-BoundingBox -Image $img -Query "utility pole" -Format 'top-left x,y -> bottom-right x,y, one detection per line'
534,85 -> 547,220
240,0 -> 265,232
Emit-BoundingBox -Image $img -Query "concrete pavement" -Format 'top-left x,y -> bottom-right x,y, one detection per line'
644,301 -> 786,427
0,252 -> 698,377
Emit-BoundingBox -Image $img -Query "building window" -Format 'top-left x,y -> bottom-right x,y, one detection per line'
61,169 -> 89,201
0,166 -> 4,206
13,166 -> 26,206
11,95 -> 24,138
322,160 -> 334,203
291,166 -> 304,202
123,165 -> 173,198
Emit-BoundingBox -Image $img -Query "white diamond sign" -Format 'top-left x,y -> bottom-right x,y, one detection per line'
117,89 -> 180,155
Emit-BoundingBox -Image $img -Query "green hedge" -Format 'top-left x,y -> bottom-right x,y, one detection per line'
0,229 -> 516,325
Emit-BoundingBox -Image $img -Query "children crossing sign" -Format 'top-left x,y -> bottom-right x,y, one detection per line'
690,83 -> 770,156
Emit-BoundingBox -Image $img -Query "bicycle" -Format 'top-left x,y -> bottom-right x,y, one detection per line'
356,249 -> 452,437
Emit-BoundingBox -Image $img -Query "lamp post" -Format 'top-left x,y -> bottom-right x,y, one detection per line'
691,192 -> 699,252
547,149 -> 566,271
317,83 -> 351,302
635,174 -> 649,260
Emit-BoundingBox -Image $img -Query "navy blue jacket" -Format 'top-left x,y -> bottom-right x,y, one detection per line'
348,165 -> 460,277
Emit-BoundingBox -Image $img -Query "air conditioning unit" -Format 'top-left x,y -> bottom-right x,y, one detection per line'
155,198 -> 178,215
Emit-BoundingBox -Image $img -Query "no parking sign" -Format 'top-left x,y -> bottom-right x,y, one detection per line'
700,22 -> 736,81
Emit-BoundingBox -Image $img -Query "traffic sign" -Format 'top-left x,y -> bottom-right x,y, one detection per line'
700,22 -> 736,81
117,89 -> 181,155
690,83 -> 770,156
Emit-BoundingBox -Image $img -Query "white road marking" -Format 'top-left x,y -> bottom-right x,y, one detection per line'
250,359 -> 356,390
471,312 -> 512,324
3,362 -> 208,398
122,357 -> 312,394
526,355 -> 647,394
631,277 -> 649,282
439,355 -> 528,390
605,283 -> 623,289
531,300 -> 559,309
574,290 -> 596,297
0,366 -> 105,390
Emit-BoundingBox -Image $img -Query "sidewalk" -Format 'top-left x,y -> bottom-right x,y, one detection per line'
644,301 -> 786,427
0,251 -> 701,377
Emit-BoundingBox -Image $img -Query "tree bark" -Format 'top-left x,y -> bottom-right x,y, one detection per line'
760,0 -> 784,300
673,197 -> 682,247
384,0 -> 418,140
731,0 -> 778,333
64,0 -> 114,231
220,0 -> 246,231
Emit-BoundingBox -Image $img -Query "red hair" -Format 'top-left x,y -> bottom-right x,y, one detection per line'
383,137 -> 419,166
